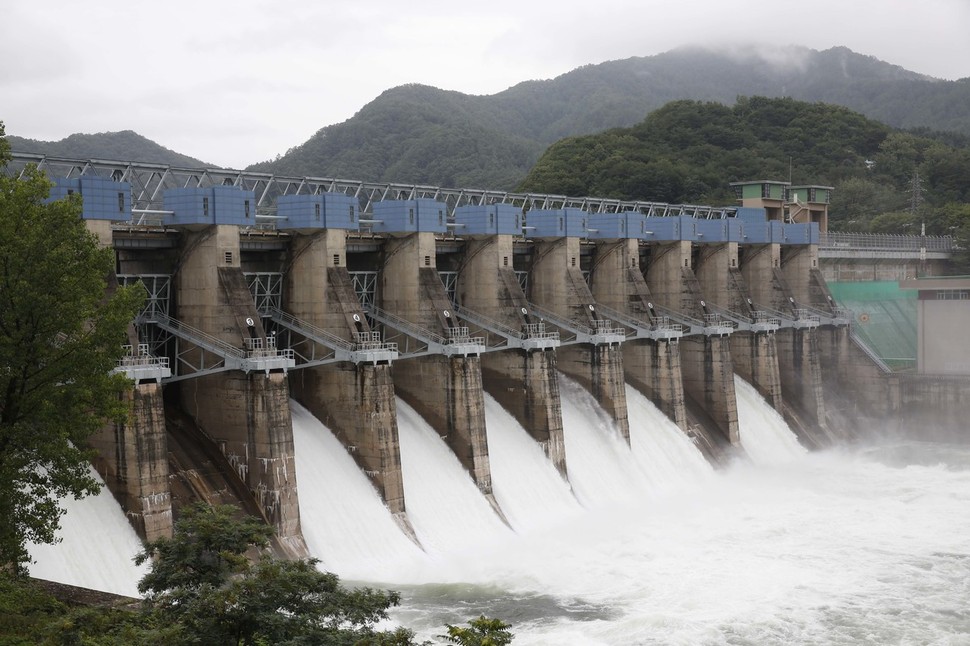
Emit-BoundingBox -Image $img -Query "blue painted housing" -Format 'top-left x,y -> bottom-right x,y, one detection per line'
524,208 -> 588,238
695,218 -> 728,242
769,221 -> 785,243
49,177 -> 131,221
162,186 -> 256,227
783,222 -> 820,245
587,212 -> 635,239
734,207 -> 768,225
641,215 -> 698,241
276,193 -> 360,230
453,203 -> 522,235
370,199 -> 448,234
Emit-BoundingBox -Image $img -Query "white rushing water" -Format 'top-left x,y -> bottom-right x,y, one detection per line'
290,400 -> 424,580
35,378 -> 970,644
735,374 -> 807,465
387,377 -> 970,645
26,465 -> 148,597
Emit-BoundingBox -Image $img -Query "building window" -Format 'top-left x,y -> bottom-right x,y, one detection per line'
117,192 -> 125,213
333,254 -> 340,266
503,256 -> 509,267
409,208 -> 415,225
424,255 -> 431,267
244,200 -> 251,218
315,204 -> 321,220
224,251 -> 233,265
349,205 -> 355,221
937,290 -> 970,300
203,197 -> 210,217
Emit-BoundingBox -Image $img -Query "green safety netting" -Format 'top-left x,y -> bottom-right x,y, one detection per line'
827,281 -> 917,371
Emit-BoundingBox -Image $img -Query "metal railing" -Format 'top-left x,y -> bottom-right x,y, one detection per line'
525,303 -> 626,345
700,301 -> 779,333
646,302 -> 733,337
263,307 -> 397,365
820,232 -> 954,252
450,304 -> 560,351
365,305 -> 485,357
588,303 -> 684,341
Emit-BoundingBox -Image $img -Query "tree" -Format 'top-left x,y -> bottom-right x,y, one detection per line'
441,615 -> 514,646
0,121 -> 144,573
136,503 -> 414,645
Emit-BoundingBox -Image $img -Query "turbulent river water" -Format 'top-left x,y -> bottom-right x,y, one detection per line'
32,375 -> 970,644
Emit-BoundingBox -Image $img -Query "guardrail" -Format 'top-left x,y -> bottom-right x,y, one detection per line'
820,232 -> 954,252
451,304 -> 560,351
365,305 -> 485,357
587,303 -> 683,341
525,303 -> 626,345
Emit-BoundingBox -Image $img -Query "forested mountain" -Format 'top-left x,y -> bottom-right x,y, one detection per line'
248,45 -> 970,189
8,45 -> 970,193
518,96 -> 970,237
7,130 -> 207,168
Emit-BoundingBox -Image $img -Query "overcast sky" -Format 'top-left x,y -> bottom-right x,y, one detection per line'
2,0 -> 968,169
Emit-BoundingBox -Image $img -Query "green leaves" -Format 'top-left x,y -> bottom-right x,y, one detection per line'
441,615 -> 514,646
136,503 -> 407,645
0,125 -> 144,572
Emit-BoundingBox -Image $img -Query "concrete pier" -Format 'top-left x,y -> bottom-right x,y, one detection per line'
741,243 -> 835,446
695,243 -> 783,411
284,229 -> 405,514
381,232 -> 494,495
646,241 -> 739,456
528,236 -> 630,442
89,381 -> 172,542
589,239 -> 687,431
176,225 -> 306,554
456,235 -> 567,476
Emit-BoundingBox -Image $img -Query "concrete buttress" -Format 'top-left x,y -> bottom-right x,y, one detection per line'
456,236 -> 567,477
694,243 -> 783,411
589,239 -> 688,432
645,241 -> 739,458
176,225 -> 307,555
529,237 -> 630,442
89,381 -> 173,542
381,233 -> 495,500
88,225 -> 173,542
284,230 -> 406,515
742,243 -> 836,447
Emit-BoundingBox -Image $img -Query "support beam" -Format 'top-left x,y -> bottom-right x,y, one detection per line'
529,237 -> 629,443
457,235 -> 566,477
175,225 -> 306,555
284,230 -> 406,515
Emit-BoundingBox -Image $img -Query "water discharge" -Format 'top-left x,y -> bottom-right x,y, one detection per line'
26,465 -> 147,597
30,379 -> 970,644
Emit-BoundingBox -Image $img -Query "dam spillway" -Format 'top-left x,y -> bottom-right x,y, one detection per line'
13,157 -> 970,629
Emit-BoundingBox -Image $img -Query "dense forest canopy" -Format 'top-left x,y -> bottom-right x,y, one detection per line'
517,97 -> 970,237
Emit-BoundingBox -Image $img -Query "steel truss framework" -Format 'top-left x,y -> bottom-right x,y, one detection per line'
7,154 -> 954,258
7,153 -> 738,220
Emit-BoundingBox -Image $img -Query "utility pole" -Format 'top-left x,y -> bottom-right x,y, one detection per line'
912,168 -> 925,276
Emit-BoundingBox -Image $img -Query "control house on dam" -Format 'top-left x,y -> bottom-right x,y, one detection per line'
10,154 -> 967,552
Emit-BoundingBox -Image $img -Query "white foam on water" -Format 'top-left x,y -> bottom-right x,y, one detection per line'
27,465 -> 147,597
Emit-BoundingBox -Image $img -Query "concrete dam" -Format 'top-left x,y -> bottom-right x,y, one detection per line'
13,156 -> 947,559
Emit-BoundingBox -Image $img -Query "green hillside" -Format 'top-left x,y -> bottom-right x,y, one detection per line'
518,97 -> 970,236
